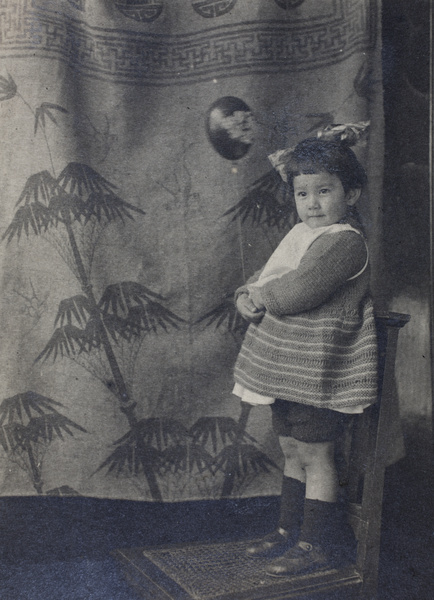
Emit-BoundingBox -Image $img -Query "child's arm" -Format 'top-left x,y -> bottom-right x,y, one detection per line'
259,232 -> 367,316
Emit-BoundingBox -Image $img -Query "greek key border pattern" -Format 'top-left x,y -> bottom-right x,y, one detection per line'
0,0 -> 375,86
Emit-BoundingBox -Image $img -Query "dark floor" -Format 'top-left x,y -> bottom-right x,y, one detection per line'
0,421 -> 432,600
376,421 -> 433,600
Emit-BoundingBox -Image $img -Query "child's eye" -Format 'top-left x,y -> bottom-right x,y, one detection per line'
296,191 -> 307,198
319,188 -> 330,194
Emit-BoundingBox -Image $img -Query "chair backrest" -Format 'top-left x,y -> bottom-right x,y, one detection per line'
345,312 -> 410,595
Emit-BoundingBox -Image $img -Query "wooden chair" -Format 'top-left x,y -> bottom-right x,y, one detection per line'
340,311 -> 410,599
114,312 -> 409,600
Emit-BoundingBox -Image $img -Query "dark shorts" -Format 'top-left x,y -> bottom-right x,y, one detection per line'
271,398 -> 352,443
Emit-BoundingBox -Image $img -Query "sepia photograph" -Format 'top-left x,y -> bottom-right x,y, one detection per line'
0,1 -> 431,598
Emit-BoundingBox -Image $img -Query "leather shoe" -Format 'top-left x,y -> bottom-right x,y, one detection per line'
245,527 -> 292,558
266,541 -> 329,576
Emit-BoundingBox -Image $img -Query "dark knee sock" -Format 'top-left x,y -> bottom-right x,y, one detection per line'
299,498 -> 356,561
278,476 -> 306,534
299,498 -> 338,547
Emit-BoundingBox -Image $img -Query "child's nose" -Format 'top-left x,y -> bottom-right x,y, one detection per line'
307,195 -> 320,209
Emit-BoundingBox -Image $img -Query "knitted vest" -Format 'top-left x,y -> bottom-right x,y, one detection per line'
234,229 -> 378,410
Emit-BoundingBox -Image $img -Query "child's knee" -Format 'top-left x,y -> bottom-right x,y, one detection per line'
279,435 -> 302,460
297,440 -> 335,467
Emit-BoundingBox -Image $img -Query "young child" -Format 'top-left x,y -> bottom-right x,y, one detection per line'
233,124 -> 378,576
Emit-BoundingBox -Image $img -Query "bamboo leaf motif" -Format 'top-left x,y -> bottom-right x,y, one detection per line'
34,103 -> 68,135
107,419 -> 187,451
224,169 -> 296,230
2,164 -> 145,243
53,163 -> 145,224
84,191 -> 145,224
45,485 -> 82,496
99,282 -> 184,336
138,418 -> 189,450
0,428 -> 8,452
37,285 -> 183,362
35,325 -> 88,362
214,444 -> 278,477
189,417 -> 256,453
197,294 -> 247,335
95,438 -> 164,477
0,391 -> 87,453
189,417 -> 219,452
190,417 -> 221,452
241,446 -> 279,474
99,282 -> 164,314
102,313 -> 133,343
2,422 -> 28,451
2,202 -> 52,242
48,193 -> 87,225
81,316 -> 105,351
0,72 -> 17,102
95,418 -> 190,477
23,413 -> 86,444
160,443 -> 215,475
54,295 -> 93,328
160,444 -> 188,473
37,316 -> 106,360
0,392 -> 63,427
56,162 -> 119,197
15,171 -> 59,206
187,444 -> 215,474
125,301 -> 184,335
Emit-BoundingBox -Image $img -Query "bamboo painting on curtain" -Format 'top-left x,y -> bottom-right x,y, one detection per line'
0,0 -> 381,502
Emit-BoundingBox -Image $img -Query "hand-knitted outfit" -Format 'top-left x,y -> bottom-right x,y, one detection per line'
233,223 -> 378,412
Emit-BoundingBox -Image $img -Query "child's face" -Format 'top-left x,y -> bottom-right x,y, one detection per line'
293,172 -> 360,229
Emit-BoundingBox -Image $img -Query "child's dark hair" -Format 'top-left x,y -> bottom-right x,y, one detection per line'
283,138 -> 367,193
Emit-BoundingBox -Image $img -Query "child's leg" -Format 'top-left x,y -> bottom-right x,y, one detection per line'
246,436 -> 305,558
280,437 -> 339,545
268,418 -> 353,576
268,438 -> 340,576
276,437 -> 307,535
279,435 -> 306,483
297,439 -> 338,502
296,439 -> 339,546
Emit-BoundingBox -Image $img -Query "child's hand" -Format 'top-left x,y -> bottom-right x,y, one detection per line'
249,287 -> 266,312
236,293 -> 265,323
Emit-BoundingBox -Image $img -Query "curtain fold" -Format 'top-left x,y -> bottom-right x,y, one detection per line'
0,0 -> 383,501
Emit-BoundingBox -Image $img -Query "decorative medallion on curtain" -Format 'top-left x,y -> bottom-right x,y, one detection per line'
0,0 -> 382,501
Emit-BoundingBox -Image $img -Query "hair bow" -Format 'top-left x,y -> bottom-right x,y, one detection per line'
267,147 -> 295,182
317,121 -> 370,145
268,121 -> 370,180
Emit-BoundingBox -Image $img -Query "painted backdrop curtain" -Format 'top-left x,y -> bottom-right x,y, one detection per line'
0,0 -> 384,501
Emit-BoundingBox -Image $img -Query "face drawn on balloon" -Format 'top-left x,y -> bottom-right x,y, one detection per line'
206,97 -> 254,161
